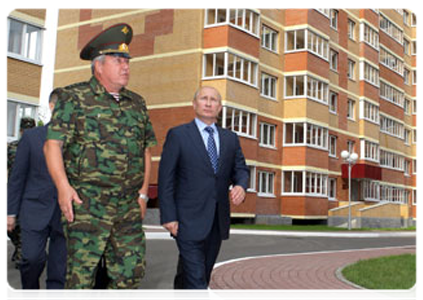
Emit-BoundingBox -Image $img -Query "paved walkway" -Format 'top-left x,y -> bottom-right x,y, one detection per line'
209,246 -> 416,289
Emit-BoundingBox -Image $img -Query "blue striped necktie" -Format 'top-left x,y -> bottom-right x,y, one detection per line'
205,126 -> 218,174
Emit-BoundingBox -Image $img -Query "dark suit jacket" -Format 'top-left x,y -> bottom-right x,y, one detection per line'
8,125 -> 59,231
158,120 -> 249,241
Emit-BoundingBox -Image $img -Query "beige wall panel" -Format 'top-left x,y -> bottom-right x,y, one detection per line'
379,134 -> 406,153
283,98 -> 307,119
306,101 -> 329,124
224,80 -> 259,110
359,120 -> 379,141
129,53 -> 203,105
8,58 -> 42,99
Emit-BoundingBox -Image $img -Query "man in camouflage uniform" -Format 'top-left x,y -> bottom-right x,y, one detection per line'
44,23 -> 157,289
7,117 -> 36,269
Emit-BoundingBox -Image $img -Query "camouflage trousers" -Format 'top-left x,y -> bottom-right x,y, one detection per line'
7,220 -> 22,269
63,186 -> 146,289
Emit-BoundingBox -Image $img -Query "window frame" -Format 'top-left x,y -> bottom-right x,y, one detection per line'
258,171 -> 275,197
7,17 -> 43,65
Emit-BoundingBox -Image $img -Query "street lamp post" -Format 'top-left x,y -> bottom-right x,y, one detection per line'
341,150 -> 358,230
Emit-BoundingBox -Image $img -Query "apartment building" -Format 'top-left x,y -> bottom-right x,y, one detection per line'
50,9 -> 417,225
7,10 -> 46,142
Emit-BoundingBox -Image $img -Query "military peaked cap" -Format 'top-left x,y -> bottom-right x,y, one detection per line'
80,23 -> 133,60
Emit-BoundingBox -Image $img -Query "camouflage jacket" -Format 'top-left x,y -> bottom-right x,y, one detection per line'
47,76 -> 157,191
7,141 -> 19,179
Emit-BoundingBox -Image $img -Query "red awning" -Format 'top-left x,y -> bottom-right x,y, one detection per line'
341,163 -> 382,180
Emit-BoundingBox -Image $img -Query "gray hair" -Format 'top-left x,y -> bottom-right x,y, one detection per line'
193,86 -> 222,102
91,54 -> 106,75
49,88 -> 61,105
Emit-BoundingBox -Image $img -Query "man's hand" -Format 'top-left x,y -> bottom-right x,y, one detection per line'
58,185 -> 83,223
230,185 -> 246,206
163,221 -> 179,237
7,216 -> 16,232
137,197 -> 147,220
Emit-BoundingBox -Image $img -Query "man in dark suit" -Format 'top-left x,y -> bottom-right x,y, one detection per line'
158,86 -> 249,289
7,89 -> 66,289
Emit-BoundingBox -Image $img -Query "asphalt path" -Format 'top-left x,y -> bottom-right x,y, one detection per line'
7,228 -> 416,290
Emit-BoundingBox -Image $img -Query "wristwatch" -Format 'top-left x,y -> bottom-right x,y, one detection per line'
139,193 -> 149,203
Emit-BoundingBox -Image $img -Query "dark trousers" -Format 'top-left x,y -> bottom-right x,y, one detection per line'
20,207 -> 66,289
174,212 -> 222,289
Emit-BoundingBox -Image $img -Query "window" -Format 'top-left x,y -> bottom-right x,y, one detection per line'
286,29 -> 305,51
380,115 -> 405,139
307,30 -> 329,60
380,185 -> 407,204
411,13 -> 417,27
412,41 -> 420,55
412,41 -> 417,55
227,52 -> 258,86
361,139 -> 379,162
347,140 -> 356,153
413,129 -> 420,144
404,98 -> 411,114
247,165 -> 256,192
360,99 -> 380,124
329,135 -> 337,157
285,75 -> 305,97
306,123 -> 328,149
413,99 -> 420,114
380,47 -> 404,76
204,51 -> 258,86
316,9 -> 330,17
380,150 -> 404,171
219,106 -> 257,138
348,19 -> 356,40
330,49 -> 338,71
284,122 -> 328,150
7,100 -> 37,141
283,170 -> 328,197
307,77 -> 329,104
261,25 -> 278,52
403,10 -> 410,26
413,190 -> 420,205
404,68 -> 411,85
330,10 -> 338,29
258,171 -> 275,196
328,178 -> 337,200
305,172 -> 328,196
286,29 -> 329,60
404,160 -> 411,176
403,39 -> 410,55
412,70 -> 417,84
361,62 -> 379,86
404,129 -> 411,145
284,123 -> 305,144
7,18 -> 43,63
361,23 -> 379,50
347,99 -> 356,120
362,180 -> 380,201
259,122 -> 276,148
380,81 -> 404,107
260,73 -> 277,100
380,14 -> 403,44
413,159 -> 420,174
205,9 -> 260,36
329,92 -> 337,114
283,171 -> 303,194
348,59 -> 356,80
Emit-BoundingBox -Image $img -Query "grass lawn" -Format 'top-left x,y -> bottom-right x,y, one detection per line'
230,223 -> 416,232
342,254 -> 416,289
